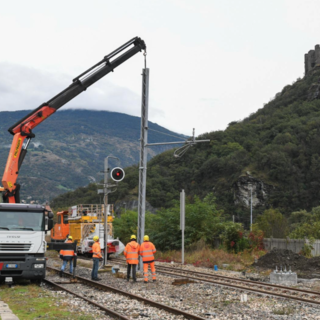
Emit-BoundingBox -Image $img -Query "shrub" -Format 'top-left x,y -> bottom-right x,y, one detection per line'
248,229 -> 264,250
222,223 -> 244,253
299,242 -> 313,258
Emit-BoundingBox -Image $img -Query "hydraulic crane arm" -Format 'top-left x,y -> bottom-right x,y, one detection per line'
2,37 -> 146,203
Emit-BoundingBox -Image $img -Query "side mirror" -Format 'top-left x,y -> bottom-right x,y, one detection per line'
48,211 -> 54,219
48,219 -> 54,230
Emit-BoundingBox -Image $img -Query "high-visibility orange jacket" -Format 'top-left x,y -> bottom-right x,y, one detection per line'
92,241 -> 102,259
139,241 -> 156,263
59,240 -> 76,260
124,241 -> 140,264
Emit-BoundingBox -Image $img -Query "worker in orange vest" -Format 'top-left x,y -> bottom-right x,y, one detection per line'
124,235 -> 140,282
91,235 -> 103,281
59,235 -> 76,277
139,235 -> 156,283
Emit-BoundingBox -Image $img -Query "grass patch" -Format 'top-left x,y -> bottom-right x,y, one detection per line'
77,259 -> 93,268
0,283 -> 96,320
45,249 -> 59,259
155,243 -> 266,271
272,306 -> 294,315
211,299 -> 236,308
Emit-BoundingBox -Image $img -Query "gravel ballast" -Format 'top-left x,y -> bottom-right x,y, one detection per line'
45,257 -> 320,319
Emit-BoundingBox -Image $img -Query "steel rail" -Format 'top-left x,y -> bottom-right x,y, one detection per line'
156,264 -> 320,296
43,278 -> 129,320
46,266 -> 206,320
111,258 -> 320,306
152,269 -> 320,305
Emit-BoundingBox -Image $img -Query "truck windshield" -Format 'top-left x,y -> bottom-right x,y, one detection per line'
0,211 -> 44,231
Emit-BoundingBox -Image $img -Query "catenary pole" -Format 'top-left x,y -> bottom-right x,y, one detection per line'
103,155 -> 120,266
180,189 -> 185,265
137,65 -> 149,271
250,186 -> 253,231
104,156 -> 109,266
136,55 -> 210,272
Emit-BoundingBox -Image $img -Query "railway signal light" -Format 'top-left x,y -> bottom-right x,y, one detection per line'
111,167 -> 125,182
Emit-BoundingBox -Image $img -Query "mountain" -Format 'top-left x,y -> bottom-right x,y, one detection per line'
50,64 -> 320,225
0,109 -> 186,203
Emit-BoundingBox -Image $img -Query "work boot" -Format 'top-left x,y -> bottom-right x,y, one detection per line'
153,279 -> 156,283
133,279 -> 137,282
93,278 -> 101,281
144,281 -> 148,284
59,270 -> 63,277
126,278 -> 130,282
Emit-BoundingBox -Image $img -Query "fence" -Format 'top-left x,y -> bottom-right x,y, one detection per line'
263,238 -> 320,256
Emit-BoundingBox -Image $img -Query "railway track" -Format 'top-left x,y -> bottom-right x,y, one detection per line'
46,266 -> 207,320
111,257 -> 320,306
43,277 -> 128,320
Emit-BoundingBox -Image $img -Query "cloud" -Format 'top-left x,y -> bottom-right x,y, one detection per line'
0,62 -> 143,116
1,0 -> 319,136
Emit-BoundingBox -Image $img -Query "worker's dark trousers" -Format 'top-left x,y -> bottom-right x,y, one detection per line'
127,264 -> 137,281
91,258 -> 99,279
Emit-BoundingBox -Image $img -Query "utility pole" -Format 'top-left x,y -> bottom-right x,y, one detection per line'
250,185 -> 253,232
103,157 -> 109,266
100,155 -> 120,266
180,189 -> 185,265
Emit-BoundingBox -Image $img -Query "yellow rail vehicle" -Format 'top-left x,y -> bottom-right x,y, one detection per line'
51,204 -> 122,257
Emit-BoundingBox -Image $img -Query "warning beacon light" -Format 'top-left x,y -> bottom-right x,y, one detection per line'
111,167 -> 125,182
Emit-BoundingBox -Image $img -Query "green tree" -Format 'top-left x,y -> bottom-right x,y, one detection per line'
255,208 -> 288,238
113,210 -> 139,245
221,222 -> 246,253
146,194 -> 230,250
113,194 -> 229,251
289,206 -> 320,239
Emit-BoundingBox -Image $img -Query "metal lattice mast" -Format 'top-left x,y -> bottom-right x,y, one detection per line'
137,63 -> 149,270
103,156 -> 109,266
101,155 -> 120,267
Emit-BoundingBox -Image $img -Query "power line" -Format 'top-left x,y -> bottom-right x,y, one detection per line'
148,128 -> 189,141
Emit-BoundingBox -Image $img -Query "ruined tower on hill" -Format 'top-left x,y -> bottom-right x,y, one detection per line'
305,44 -> 320,75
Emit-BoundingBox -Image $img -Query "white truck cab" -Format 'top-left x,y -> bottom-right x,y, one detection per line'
0,203 -> 53,283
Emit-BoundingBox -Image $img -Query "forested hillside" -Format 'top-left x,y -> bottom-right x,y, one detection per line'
0,109 -> 185,203
51,66 -> 320,226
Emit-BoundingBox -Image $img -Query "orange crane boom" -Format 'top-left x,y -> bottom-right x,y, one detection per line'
1,37 -> 146,203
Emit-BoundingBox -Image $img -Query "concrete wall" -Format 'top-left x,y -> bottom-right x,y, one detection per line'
263,238 -> 320,256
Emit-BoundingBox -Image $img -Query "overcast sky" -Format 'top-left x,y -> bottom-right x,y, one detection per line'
1,0 -> 319,136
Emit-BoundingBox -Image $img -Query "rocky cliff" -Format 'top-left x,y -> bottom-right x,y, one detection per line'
233,172 -> 275,208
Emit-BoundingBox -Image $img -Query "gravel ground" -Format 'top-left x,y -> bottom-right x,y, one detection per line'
46,258 -> 320,319
41,284 -> 115,320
